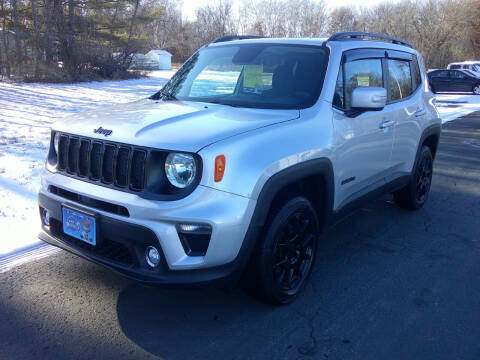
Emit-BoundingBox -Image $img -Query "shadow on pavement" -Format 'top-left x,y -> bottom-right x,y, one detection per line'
116,284 -> 274,359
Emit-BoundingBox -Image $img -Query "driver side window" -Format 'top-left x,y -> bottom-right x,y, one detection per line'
333,58 -> 384,110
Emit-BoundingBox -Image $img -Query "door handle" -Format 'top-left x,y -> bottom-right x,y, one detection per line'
379,119 -> 395,129
415,109 -> 426,117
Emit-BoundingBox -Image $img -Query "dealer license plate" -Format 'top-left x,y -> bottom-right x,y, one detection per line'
62,206 -> 97,246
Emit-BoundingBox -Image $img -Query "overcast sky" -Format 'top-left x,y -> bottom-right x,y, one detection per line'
181,0 -> 395,20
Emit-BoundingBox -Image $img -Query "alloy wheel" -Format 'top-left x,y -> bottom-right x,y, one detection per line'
272,211 -> 316,295
415,155 -> 432,203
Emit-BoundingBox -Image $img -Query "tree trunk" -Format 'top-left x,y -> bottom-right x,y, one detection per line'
1,0 -> 11,78
108,0 -> 120,55
11,0 -> 23,77
124,0 -> 139,62
54,0 -> 69,74
67,0 -> 75,72
44,0 -> 54,66
30,0 -> 41,79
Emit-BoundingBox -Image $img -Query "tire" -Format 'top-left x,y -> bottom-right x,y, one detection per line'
247,196 -> 319,305
473,84 -> 480,95
393,145 -> 433,210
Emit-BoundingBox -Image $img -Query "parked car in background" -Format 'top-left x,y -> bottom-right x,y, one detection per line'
428,69 -> 480,94
447,61 -> 480,78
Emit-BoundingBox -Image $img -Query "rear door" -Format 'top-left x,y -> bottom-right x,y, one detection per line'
332,49 -> 395,209
387,52 -> 424,179
430,70 -> 450,92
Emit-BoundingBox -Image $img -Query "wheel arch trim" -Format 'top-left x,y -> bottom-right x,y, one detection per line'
230,158 -> 335,282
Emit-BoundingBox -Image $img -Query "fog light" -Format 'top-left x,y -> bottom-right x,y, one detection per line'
42,209 -> 50,226
145,246 -> 160,268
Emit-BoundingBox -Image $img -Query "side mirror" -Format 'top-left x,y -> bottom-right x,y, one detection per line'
351,87 -> 387,110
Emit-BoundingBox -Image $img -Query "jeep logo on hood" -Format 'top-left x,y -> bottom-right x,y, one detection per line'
93,126 -> 112,137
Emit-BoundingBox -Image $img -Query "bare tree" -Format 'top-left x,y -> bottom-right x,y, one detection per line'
327,6 -> 357,34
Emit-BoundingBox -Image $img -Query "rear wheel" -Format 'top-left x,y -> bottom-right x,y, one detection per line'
248,197 -> 319,305
394,146 -> 433,210
473,84 -> 480,95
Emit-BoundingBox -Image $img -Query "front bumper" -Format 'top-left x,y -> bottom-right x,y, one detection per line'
38,170 -> 256,286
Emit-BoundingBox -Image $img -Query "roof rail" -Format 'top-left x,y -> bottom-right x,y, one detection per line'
211,35 -> 265,44
327,31 -> 413,48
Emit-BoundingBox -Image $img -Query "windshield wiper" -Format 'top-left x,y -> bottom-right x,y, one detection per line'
160,89 -> 177,100
151,89 -> 177,101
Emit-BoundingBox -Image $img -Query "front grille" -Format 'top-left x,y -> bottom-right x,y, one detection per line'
56,134 -> 147,192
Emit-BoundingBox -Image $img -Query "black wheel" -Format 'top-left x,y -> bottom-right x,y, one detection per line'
394,146 -> 433,210
473,84 -> 480,95
248,197 -> 319,305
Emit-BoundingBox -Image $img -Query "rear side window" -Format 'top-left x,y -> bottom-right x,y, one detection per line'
388,59 -> 413,101
333,58 -> 383,110
450,65 -> 461,70
450,71 -> 467,79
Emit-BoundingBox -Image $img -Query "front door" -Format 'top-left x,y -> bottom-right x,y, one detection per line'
331,54 -> 394,210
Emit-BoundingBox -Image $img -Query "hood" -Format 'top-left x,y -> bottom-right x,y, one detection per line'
53,99 -> 300,152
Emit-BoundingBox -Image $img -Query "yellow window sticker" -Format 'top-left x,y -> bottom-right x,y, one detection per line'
243,65 -> 264,92
357,75 -> 370,87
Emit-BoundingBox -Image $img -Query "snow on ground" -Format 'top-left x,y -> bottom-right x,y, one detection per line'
0,71 -> 174,256
0,73 -> 479,258
435,93 -> 480,123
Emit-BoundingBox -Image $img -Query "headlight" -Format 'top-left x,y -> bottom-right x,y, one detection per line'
53,132 -> 61,155
165,152 -> 197,188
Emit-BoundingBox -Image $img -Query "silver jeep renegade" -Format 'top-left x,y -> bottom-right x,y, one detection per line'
39,32 -> 441,304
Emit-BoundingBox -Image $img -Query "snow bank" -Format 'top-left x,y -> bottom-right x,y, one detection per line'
435,94 -> 480,123
0,71 -> 174,256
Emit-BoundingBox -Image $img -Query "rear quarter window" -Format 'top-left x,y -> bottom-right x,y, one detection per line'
412,57 -> 422,89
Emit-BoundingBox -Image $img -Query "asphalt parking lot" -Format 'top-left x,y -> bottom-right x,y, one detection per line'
1,113 -> 479,360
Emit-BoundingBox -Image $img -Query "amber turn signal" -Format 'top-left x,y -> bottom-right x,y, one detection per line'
214,155 -> 226,182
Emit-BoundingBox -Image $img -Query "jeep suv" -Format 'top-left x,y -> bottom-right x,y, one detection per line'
38,32 -> 441,304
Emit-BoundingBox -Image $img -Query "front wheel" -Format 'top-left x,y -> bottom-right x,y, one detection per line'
394,146 -> 433,210
473,84 -> 480,95
248,197 -> 319,305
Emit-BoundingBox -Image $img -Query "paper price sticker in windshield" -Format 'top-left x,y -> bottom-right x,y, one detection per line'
357,76 -> 370,87
243,65 -> 264,93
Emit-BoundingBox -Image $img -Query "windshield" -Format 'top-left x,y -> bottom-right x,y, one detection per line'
159,43 -> 329,109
